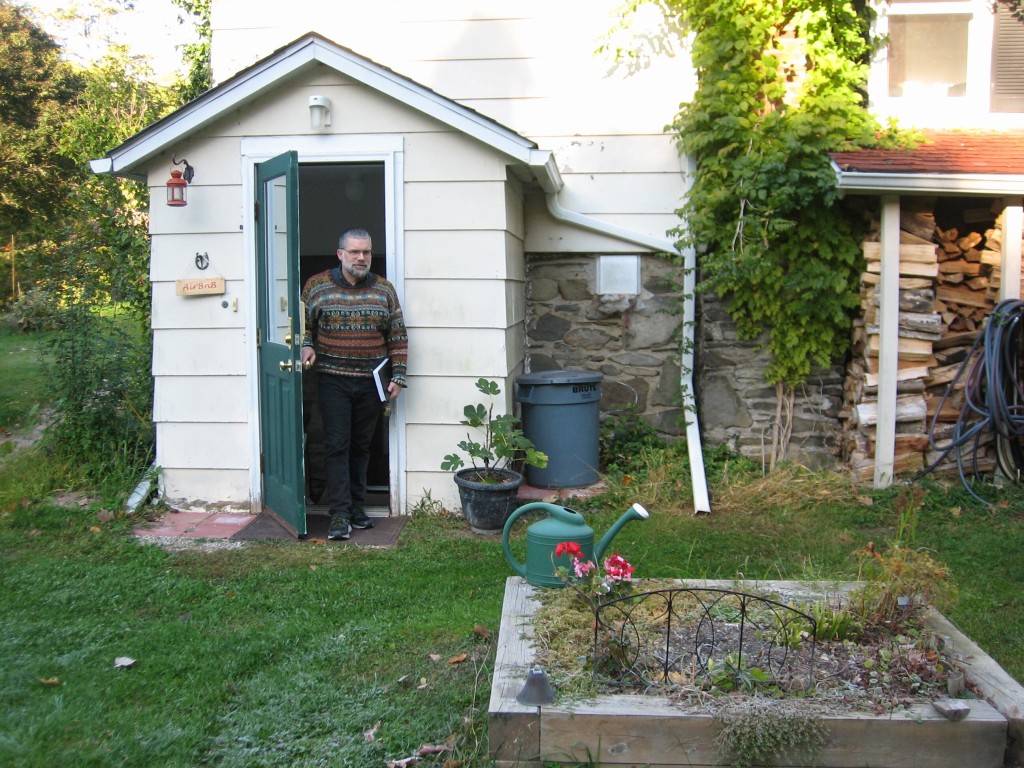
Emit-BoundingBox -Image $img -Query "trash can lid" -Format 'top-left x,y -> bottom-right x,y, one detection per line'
516,369 -> 603,386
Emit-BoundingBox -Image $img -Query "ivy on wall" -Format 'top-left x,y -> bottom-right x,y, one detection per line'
608,0 -> 906,464
669,0 -> 891,386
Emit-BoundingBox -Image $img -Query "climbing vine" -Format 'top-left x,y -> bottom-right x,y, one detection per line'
610,0 -> 904,467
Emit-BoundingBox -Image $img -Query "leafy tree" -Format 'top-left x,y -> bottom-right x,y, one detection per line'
50,46 -> 175,318
35,47 -> 176,486
172,0 -> 211,102
1,4 -> 178,490
0,1 -> 83,247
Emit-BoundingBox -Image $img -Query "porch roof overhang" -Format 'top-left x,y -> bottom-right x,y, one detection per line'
88,32 -> 563,194
830,130 -> 1024,197
828,131 -> 1024,490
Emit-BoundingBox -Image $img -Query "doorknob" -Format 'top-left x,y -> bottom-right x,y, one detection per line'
279,360 -> 294,371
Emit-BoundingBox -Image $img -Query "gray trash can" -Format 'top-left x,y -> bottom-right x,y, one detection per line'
515,370 -> 603,488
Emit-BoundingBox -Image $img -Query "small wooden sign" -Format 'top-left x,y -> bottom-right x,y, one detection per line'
176,277 -> 226,296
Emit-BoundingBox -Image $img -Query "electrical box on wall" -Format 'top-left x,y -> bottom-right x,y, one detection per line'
597,254 -> 640,295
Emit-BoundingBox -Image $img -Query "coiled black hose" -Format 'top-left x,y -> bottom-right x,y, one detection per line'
920,299 -> 1024,503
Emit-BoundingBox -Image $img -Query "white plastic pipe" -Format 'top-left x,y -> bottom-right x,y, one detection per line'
544,193 -> 711,513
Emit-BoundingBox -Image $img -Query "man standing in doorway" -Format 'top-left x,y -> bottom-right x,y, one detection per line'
300,228 -> 407,540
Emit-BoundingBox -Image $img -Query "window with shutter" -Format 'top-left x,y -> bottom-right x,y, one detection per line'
992,4 -> 1024,112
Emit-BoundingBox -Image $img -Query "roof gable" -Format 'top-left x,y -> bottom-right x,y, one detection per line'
90,32 -> 561,192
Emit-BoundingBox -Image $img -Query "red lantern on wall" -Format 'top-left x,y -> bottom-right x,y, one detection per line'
166,157 -> 194,207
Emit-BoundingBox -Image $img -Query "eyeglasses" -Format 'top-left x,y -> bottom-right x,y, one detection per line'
342,248 -> 372,257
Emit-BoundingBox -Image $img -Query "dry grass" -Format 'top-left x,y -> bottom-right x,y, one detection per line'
712,463 -> 867,515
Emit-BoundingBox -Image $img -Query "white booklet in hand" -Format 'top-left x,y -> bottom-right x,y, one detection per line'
372,358 -> 391,403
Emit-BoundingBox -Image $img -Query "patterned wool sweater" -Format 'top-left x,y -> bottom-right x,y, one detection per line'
301,268 -> 408,385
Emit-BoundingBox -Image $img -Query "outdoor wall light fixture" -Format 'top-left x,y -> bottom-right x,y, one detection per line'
166,156 -> 194,207
308,95 -> 332,131
515,666 -> 555,706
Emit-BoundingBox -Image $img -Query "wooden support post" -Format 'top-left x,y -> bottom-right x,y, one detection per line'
874,195 -> 901,489
999,198 -> 1023,303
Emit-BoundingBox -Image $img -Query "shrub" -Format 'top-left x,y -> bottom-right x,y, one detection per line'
42,303 -> 153,492
600,406 -> 666,470
5,287 -> 57,332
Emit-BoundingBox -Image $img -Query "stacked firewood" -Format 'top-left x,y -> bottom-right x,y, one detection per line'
841,204 -> 1014,482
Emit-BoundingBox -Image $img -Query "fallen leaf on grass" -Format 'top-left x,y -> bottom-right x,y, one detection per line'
114,657 -> 137,669
39,677 -> 61,686
364,721 -> 381,742
429,654 -> 442,662
950,506 -> 962,518
27,529 -> 40,538
89,526 -> 102,533
415,742 -> 450,756
96,509 -> 116,523
447,653 -> 468,665
473,624 -> 490,641
386,758 -> 418,767
309,564 -> 317,571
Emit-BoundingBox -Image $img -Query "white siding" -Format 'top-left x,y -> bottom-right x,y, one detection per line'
158,423 -> 251,468
405,230 -> 523,280
153,376 -> 248,422
405,181 -> 512,231
209,0 -> 692,249
161,469 -> 251,506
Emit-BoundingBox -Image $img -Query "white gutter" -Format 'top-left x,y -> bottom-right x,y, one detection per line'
831,162 -> 1024,197
542,191 -> 712,514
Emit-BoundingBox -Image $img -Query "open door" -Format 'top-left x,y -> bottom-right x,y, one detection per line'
255,151 -> 306,536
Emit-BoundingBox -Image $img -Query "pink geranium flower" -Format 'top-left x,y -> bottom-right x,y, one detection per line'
553,541 -> 636,609
603,553 -> 635,582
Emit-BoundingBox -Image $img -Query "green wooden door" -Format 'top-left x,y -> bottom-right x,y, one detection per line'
255,151 -> 306,536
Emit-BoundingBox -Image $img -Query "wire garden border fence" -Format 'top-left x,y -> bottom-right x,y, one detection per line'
593,587 -> 819,692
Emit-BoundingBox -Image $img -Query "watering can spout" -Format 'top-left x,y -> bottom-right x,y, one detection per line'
594,503 -> 649,563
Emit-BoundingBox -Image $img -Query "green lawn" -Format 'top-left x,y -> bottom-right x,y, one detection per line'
0,323 -> 49,433
1,327 -> 1023,766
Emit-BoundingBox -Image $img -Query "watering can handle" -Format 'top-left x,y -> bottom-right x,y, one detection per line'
501,501 -> 568,579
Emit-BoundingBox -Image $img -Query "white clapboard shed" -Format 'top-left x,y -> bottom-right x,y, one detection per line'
90,22 -> 710,532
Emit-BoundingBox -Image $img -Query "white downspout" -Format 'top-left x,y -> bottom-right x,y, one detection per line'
543,193 -> 712,514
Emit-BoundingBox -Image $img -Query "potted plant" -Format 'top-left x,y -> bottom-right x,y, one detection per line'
441,378 -> 548,533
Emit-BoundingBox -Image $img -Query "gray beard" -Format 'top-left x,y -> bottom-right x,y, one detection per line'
344,264 -> 369,281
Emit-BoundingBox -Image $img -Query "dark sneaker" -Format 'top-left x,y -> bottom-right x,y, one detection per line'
350,509 -> 374,530
327,515 -> 351,540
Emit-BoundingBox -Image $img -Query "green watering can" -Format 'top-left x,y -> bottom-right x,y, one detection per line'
502,501 -> 649,588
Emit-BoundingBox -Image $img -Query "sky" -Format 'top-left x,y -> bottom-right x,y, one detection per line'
21,0 -> 199,83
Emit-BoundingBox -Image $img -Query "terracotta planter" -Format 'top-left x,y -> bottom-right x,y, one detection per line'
454,467 -> 523,534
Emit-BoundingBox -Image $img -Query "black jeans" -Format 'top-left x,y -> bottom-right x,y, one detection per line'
317,373 -> 381,518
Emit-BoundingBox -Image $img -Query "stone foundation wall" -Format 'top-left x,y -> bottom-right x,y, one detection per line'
524,253 -> 845,467
524,254 -> 685,436
698,294 -> 845,468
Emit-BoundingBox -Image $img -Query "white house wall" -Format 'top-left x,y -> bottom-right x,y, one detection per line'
209,0 -> 693,253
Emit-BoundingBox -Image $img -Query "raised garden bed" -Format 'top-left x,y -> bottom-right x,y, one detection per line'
489,577 -> 1024,768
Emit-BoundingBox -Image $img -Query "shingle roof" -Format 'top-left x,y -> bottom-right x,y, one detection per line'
830,130 -> 1024,175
